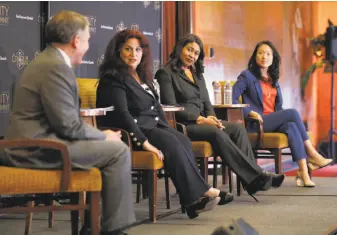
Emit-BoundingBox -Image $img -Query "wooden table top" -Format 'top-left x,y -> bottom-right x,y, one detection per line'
80,105 -> 184,116
213,104 -> 250,108
80,109 -> 106,117
80,106 -> 114,117
161,105 -> 185,112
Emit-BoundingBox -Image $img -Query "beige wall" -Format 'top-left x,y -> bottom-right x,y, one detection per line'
192,1 -> 313,112
192,1 -> 337,147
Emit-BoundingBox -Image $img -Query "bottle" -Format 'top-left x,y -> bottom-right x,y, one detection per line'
212,81 -> 222,105
224,81 -> 232,104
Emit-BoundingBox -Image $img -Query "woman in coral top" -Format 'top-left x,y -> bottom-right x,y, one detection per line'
232,40 -> 332,187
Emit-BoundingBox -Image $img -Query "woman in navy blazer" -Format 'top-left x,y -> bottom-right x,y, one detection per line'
232,40 -> 332,187
96,30 -> 236,219
156,34 -> 285,202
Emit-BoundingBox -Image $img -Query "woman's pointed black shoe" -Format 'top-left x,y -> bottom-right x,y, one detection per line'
245,173 -> 273,202
263,171 -> 285,188
218,191 -> 234,205
185,196 -> 220,219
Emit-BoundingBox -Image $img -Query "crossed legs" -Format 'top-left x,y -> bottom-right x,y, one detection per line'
263,109 -> 332,186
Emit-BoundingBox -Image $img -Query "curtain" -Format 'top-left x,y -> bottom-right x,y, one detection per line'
163,1 -> 176,64
176,1 -> 192,41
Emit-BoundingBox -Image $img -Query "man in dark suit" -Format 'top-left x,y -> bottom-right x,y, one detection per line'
1,10 -> 135,235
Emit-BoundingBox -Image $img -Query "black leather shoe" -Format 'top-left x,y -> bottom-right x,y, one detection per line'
185,196 -> 220,219
263,171 -> 285,188
218,191 -> 234,205
245,173 -> 272,202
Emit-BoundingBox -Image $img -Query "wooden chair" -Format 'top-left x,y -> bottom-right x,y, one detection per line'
176,122 -> 214,181
175,122 -> 238,195
246,118 -> 313,174
77,78 -> 165,222
0,139 -> 102,235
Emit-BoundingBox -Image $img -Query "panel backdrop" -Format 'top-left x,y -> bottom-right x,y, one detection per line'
0,1 -> 42,136
50,1 -> 162,78
0,1 -> 162,136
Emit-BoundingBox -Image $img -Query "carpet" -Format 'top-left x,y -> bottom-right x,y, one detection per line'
257,156 -> 298,173
257,155 -> 337,177
284,164 -> 337,177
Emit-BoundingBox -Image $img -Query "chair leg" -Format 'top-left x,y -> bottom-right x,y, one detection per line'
136,171 -> 141,203
222,164 -> 227,185
70,193 -> 80,235
148,170 -> 157,222
273,149 -> 282,174
164,172 -> 171,209
47,200 -> 55,228
213,160 -> 218,188
24,201 -> 34,235
199,158 -> 208,182
90,192 -> 101,235
236,176 -> 241,196
79,192 -> 86,226
142,172 -> 149,199
228,169 -> 233,193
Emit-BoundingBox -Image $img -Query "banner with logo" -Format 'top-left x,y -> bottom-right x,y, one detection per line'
50,1 -> 162,78
0,2 -> 43,136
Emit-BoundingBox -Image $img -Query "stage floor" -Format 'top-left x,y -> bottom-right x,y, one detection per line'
1,175 -> 336,235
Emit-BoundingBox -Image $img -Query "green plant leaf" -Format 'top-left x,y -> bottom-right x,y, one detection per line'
301,61 -> 325,88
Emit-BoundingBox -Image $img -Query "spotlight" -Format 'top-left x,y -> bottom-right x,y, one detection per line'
211,218 -> 259,235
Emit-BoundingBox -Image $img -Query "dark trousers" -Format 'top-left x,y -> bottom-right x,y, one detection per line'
144,126 -> 210,206
186,121 -> 263,185
263,108 -> 309,161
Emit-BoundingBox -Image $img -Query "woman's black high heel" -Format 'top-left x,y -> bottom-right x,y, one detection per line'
217,191 -> 234,205
263,171 -> 285,188
185,196 -> 220,219
244,173 -> 273,202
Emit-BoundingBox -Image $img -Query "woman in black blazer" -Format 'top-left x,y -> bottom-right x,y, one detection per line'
96,29 -> 234,219
155,34 -> 285,201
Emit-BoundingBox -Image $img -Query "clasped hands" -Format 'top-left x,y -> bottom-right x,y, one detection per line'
103,130 -> 164,161
142,140 -> 164,161
197,115 -> 225,130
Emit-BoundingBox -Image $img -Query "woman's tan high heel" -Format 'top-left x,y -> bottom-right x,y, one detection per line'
295,170 -> 304,187
307,158 -> 333,171
296,170 -> 315,187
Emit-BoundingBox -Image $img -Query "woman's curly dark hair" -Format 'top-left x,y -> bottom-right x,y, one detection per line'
166,34 -> 205,78
248,40 -> 281,87
98,29 -> 153,84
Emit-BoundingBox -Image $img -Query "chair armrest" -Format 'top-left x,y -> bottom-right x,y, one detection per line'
98,126 -> 132,151
246,117 -> 264,149
0,139 -> 71,192
176,122 -> 188,136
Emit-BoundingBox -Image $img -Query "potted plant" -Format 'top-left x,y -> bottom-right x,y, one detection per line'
301,33 -> 325,98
